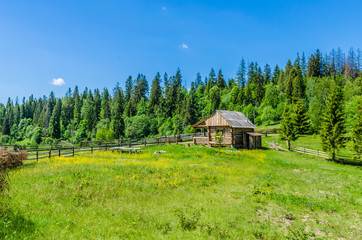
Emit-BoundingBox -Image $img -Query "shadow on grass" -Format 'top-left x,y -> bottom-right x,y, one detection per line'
0,204 -> 36,239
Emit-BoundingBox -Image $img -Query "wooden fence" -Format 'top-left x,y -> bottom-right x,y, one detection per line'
1,134 -> 195,162
291,146 -> 362,166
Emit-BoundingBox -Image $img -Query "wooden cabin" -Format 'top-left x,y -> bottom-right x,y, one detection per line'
192,110 -> 263,149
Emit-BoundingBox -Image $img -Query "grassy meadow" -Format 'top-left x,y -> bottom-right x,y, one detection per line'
1,139 -> 361,239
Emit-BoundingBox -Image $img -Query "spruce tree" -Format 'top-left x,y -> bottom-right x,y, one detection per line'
93,89 -> 101,128
45,91 -> 56,128
263,64 -> 271,84
293,99 -> 309,134
100,88 -> 111,120
111,83 -> 125,138
286,67 -> 296,102
216,69 -> 226,89
206,68 -> 216,92
301,52 -> 307,77
195,72 -> 203,89
280,104 -> 298,150
320,84 -> 346,161
49,99 -> 62,139
271,65 -> 280,85
2,113 -> 11,135
351,98 -> 362,158
125,76 -> 133,102
149,72 -> 162,114
236,58 -> 246,87
81,90 -> 94,132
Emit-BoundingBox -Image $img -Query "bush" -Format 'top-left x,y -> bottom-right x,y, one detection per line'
44,137 -> 54,145
96,126 -> 115,140
0,135 -> 10,145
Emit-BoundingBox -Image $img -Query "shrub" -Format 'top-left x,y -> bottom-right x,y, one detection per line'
0,135 -> 10,144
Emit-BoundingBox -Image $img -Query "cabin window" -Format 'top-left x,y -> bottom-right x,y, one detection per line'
216,129 -> 224,135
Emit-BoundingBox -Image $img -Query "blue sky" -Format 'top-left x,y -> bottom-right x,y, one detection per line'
0,0 -> 361,103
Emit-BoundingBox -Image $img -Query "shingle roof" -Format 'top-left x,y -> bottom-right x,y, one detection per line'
217,110 -> 256,128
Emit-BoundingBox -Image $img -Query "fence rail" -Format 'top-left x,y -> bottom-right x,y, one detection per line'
291,146 -> 362,166
0,134 -> 195,162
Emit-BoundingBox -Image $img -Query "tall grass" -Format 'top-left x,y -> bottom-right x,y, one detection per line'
1,144 -> 361,239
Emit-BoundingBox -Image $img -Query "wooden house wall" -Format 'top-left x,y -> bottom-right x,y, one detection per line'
205,111 -> 230,127
209,127 -> 232,145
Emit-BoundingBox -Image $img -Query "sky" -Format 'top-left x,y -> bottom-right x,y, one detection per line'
0,0 -> 361,104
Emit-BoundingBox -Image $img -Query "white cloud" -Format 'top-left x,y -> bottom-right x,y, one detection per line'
162,6 -> 167,11
52,78 -> 65,86
181,43 -> 189,49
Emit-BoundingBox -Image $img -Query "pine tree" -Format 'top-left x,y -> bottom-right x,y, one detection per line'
184,89 -> 197,125
216,69 -> 226,89
49,99 -> 62,139
81,90 -> 94,132
293,99 -> 309,134
149,72 -> 162,114
301,52 -> 307,77
45,91 -> 56,128
244,86 -> 252,105
264,64 -> 271,84
271,65 -> 280,85
280,104 -> 298,150
93,89 -> 101,127
206,68 -> 216,92
2,113 -> 11,135
195,72 -> 203,89
247,62 -> 255,85
101,88 -> 111,120
307,49 -> 322,77
286,67 -> 296,102
236,58 -> 246,87
292,76 -> 303,101
320,84 -> 346,161
112,83 -> 125,138
351,98 -> 362,158
125,76 -> 133,102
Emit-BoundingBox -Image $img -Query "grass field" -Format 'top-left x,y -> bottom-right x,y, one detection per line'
1,140 -> 361,239
265,134 -> 356,156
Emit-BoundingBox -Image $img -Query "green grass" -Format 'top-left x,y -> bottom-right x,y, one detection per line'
1,143 -> 361,239
265,133 -> 356,156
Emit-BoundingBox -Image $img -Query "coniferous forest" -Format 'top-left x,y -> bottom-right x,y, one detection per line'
0,48 -> 361,152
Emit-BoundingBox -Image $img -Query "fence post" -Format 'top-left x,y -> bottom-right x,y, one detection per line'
157,138 -> 159,145
58,149 -> 61,157
129,139 -> 131,147
91,146 -> 93,154
265,130 -> 268,137
304,148 -> 306,154
36,150 -> 38,162
72,146 -> 75,156
144,138 -> 146,147
105,143 -> 108,151
176,135 -> 178,145
49,149 -> 51,159
168,137 -> 170,145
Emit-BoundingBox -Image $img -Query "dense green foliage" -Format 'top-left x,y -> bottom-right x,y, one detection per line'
320,83 -> 347,160
0,48 -> 361,153
279,104 -> 298,150
1,143 -> 360,239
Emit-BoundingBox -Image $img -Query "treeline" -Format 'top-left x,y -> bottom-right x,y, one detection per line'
0,48 -> 361,149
